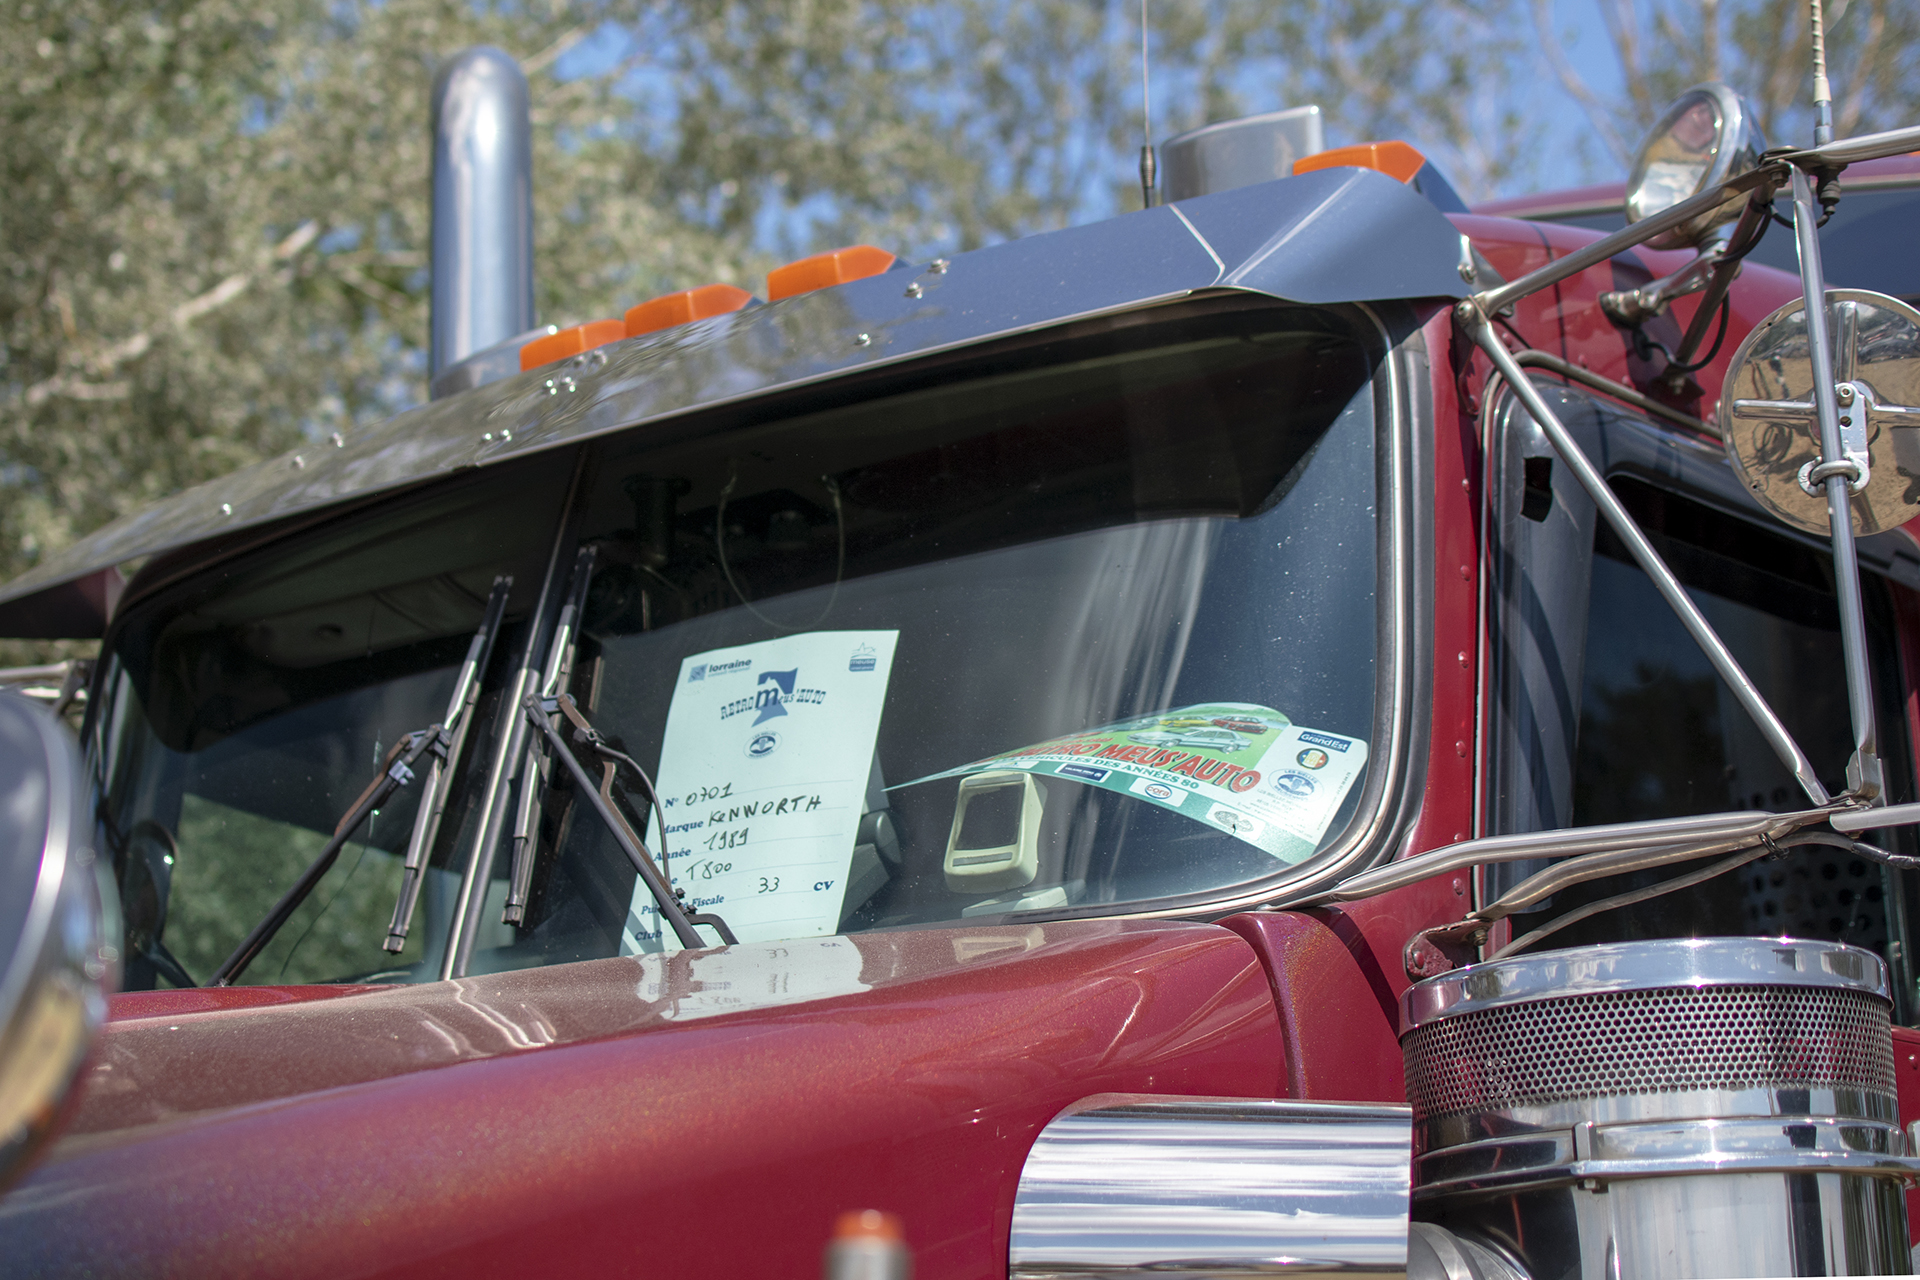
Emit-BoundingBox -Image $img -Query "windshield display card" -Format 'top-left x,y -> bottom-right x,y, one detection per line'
908,702 -> 1367,865
622,630 -> 899,952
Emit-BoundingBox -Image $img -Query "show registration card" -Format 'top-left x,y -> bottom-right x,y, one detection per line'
622,630 -> 899,953
906,701 -> 1367,865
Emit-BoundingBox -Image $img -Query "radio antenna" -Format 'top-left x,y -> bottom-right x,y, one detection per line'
1809,0 -> 1834,145
1138,0 -> 1156,208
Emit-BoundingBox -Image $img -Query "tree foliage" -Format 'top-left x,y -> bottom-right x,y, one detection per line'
3,0 -> 1917,670
1534,0 -> 1920,165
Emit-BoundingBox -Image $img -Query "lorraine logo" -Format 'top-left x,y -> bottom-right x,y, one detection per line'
688,664 -> 707,683
745,730 -> 782,759
753,669 -> 798,725
1273,771 -> 1317,799
849,644 -> 877,672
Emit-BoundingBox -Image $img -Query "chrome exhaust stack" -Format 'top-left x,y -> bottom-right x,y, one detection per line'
429,46 -> 535,396
1403,938 -> 1920,1278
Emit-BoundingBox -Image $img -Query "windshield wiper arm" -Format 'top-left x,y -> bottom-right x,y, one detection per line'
503,547 -> 595,926
384,576 -> 514,952
207,578 -> 513,986
521,691 -> 736,948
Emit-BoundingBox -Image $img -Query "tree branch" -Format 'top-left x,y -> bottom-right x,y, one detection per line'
1531,0 -> 1631,164
23,221 -> 319,406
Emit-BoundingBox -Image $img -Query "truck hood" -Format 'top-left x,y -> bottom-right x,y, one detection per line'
2,919 -> 1283,1278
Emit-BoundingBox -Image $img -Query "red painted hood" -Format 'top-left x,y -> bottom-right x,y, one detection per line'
2,918 -> 1282,1278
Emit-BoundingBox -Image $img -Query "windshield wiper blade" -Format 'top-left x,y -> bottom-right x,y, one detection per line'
384,575 -> 514,952
521,691 -> 736,949
208,728 -> 440,986
206,578 -> 513,986
503,547 -> 595,926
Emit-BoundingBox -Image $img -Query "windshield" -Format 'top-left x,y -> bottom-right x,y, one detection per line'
96,299 -> 1388,987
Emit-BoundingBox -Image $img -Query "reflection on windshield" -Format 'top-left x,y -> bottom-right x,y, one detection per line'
97,300 -> 1385,987
475,302 -> 1384,971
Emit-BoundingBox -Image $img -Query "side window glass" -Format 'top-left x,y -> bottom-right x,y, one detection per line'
1551,478 -> 1918,1004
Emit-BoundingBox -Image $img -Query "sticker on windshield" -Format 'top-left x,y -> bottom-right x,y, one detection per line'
622,630 -> 899,953
902,703 -> 1366,865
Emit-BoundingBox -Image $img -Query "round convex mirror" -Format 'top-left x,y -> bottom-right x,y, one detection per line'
1624,83 -> 1765,250
0,692 -> 115,1192
1721,288 -> 1920,536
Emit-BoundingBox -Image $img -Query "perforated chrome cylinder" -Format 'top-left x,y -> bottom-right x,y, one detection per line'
1401,938 -> 1918,1279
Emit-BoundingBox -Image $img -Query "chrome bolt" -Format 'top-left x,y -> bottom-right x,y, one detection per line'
219,503 -> 232,516
330,432 -> 344,448
291,455 -> 305,469
905,282 -> 923,298
854,333 -> 871,347
483,432 -> 494,441
1838,384 -> 1856,404
928,259 -> 948,274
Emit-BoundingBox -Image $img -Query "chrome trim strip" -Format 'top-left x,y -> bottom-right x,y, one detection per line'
1321,808 -> 1793,903
1402,937 -> 1891,1027
1417,1117 -> 1920,1197
1010,1097 -> 1412,1279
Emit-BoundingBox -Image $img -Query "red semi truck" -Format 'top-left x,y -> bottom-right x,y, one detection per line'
4,54 -> 1920,1279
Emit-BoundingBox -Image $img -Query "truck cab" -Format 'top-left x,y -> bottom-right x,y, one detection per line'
3,71 -> 1920,1280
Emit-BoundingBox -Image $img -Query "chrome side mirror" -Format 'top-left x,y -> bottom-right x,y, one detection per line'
0,692 -> 116,1192
1721,288 -> 1920,536
1625,83 -> 1766,250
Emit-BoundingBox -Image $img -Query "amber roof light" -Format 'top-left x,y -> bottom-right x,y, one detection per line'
766,245 -> 896,301
519,320 -> 625,372
625,283 -> 754,338
1292,141 -> 1427,185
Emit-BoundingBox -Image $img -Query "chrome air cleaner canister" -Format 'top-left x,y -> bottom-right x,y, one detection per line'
1401,938 -> 1919,1279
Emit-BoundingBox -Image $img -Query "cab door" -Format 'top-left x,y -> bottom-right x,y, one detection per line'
1481,382 -> 1920,1018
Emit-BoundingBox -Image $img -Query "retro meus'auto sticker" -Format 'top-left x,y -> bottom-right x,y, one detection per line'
622,630 -> 899,953
906,702 -> 1367,864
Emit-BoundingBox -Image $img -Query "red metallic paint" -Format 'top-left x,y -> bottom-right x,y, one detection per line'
1895,1025 -> 1920,1245
107,983 -> 390,1023
1475,154 -> 1920,221
5,919 -> 1282,1278
1448,213 -> 1804,432
1890,582 -> 1920,811
1407,308 -> 1482,860
1218,878 -> 1470,1106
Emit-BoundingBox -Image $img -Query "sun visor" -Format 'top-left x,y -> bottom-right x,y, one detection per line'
0,167 -> 1466,631
0,567 -> 124,640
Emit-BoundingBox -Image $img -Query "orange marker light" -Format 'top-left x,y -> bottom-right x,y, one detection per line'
824,1211 -> 909,1280
624,283 -> 753,338
767,245 -> 896,301
1292,140 -> 1427,185
519,319 -> 625,372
